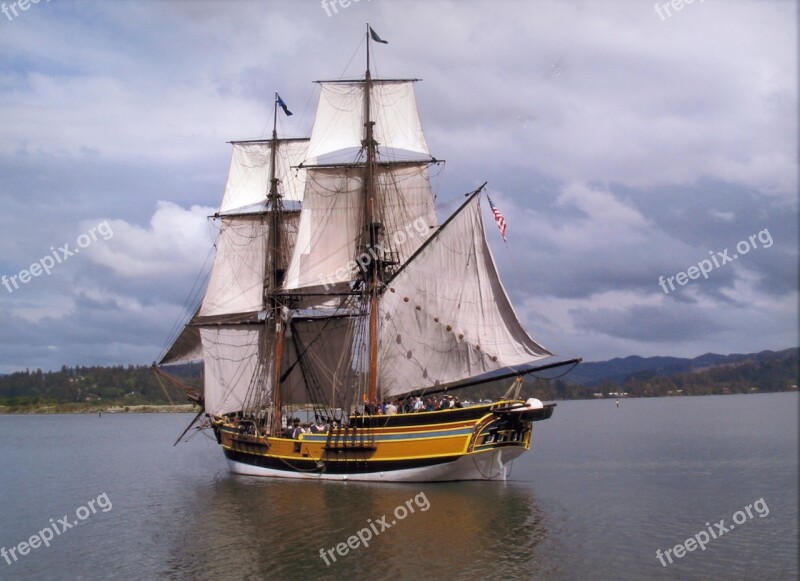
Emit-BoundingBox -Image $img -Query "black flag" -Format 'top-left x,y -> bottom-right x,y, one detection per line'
369,26 -> 388,44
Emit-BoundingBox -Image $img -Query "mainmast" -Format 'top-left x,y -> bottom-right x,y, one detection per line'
364,24 -> 380,407
268,92 -> 285,434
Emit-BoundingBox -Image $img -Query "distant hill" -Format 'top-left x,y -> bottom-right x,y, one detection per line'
0,348 -> 796,411
563,348 -> 798,387
422,347 -> 798,402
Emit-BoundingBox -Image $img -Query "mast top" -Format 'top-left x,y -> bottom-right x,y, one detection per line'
365,24 -> 388,78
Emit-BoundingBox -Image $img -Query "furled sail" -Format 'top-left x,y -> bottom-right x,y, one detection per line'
378,194 -> 552,397
219,139 -> 309,215
284,164 -> 437,291
306,81 -> 430,160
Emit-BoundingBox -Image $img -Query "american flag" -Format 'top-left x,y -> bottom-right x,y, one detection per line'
487,196 -> 508,242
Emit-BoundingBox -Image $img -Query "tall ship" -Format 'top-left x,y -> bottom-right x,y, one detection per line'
155,27 -> 581,482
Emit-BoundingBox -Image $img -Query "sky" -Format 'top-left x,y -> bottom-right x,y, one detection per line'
0,0 -> 797,374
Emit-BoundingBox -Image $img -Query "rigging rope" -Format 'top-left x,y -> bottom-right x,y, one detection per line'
156,242 -> 215,363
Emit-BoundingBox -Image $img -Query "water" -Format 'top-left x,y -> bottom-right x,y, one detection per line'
0,393 -> 796,580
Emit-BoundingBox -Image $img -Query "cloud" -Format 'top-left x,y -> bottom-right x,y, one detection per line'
87,202 -> 216,279
0,0 -> 795,373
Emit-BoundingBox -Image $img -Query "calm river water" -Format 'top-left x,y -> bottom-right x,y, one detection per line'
0,392 -> 797,580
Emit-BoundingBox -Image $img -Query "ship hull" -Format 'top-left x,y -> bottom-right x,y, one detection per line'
213,401 -> 554,482
225,446 -> 525,482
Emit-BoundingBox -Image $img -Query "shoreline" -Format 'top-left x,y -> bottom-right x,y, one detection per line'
0,403 -> 200,414
1,390 -> 795,414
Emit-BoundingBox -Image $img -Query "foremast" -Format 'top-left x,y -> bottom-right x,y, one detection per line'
267,92 -> 286,435
155,93 -> 310,427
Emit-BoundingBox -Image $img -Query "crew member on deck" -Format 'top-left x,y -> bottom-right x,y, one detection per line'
290,418 -> 305,439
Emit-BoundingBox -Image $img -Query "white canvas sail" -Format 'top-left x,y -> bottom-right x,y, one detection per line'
219,139 -> 309,215
283,168 -> 363,292
374,164 -> 438,260
200,325 -> 267,416
199,216 -> 269,318
306,81 -> 430,160
284,165 -> 436,291
378,195 -> 552,397
199,212 -> 300,319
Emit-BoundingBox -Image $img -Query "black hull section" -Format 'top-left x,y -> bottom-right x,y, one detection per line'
349,402 -> 526,428
223,448 -> 461,475
493,403 -> 556,422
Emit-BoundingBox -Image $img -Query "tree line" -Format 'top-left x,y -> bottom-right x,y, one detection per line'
0,364 -> 199,408
1,348 -> 796,409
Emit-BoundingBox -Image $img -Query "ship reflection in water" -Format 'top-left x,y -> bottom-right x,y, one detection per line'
166,477 -> 553,579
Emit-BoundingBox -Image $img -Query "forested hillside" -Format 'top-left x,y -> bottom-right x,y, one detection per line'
0,364 -> 199,409
1,348 -> 796,411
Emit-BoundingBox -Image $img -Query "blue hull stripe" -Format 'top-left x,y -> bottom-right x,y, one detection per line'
298,427 -> 475,442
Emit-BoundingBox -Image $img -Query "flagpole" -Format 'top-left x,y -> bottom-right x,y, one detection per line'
272,91 -> 278,139
366,22 -> 370,75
